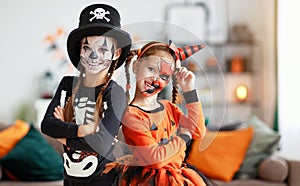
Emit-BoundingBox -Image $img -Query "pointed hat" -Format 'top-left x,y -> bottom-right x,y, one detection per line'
169,40 -> 205,61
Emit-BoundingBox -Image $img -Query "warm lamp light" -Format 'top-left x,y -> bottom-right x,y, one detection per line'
235,85 -> 248,102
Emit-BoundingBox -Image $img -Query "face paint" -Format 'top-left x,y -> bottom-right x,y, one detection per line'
80,36 -> 117,74
158,58 -> 174,81
136,56 -> 175,97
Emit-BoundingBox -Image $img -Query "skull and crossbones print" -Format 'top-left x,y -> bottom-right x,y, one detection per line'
89,8 -> 110,22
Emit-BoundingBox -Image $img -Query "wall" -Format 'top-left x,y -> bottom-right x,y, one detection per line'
228,0 -> 276,126
0,0 -> 181,123
0,0 -> 275,128
278,0 -> 300,160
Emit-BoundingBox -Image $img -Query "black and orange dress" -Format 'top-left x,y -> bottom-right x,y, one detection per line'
116,89 -> 207,186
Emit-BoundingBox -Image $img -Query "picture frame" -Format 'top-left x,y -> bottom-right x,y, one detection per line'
165,0 -> 228,44
165,3 -> 207,44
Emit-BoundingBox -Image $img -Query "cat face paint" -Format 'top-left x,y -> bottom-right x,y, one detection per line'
80,36 -> 117,74
135,56 -> 175,97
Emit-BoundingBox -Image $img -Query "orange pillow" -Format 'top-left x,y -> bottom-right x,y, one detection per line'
186,127 -> 253,182
0,120 -> 30,158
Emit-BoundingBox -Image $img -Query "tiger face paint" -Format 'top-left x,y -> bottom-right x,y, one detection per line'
135,56 -> 175,97
80,36 -> 118,74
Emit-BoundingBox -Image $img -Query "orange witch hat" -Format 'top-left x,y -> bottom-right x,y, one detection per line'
177,45 -> 205,61
169,40 -> 205,61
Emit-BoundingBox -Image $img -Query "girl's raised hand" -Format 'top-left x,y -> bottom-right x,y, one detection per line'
176,66 -> 195,92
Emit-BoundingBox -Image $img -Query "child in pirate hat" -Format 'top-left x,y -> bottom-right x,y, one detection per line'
41,3 -> 132,186
104,41 -> 216,185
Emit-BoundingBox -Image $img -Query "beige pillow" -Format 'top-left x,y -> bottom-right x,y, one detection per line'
258,155 -> 288,182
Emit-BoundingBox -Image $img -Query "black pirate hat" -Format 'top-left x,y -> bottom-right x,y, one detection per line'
67,4 -> 132,69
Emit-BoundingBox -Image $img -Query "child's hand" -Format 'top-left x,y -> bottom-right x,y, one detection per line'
176,67 -> 195,92
54,106 -> 65,122
78,122 -> 98,137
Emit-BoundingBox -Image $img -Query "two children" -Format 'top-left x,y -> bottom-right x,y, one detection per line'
41,3 -> 209,186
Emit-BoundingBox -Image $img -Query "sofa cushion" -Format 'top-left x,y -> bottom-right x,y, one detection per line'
0,120 -> 30,158
186,127 -> 253,182
0,124 -> 63,181
235,115 -> 281,179
258,154 -> 288,182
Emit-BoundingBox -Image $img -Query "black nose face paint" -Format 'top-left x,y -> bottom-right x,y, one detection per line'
89,51 -> 98,59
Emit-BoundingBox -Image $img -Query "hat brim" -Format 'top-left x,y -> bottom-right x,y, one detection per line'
67,23 -> 132,69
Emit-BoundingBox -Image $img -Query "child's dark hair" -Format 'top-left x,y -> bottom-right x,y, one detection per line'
63,60 -> 118,124
124,41 -> 179,104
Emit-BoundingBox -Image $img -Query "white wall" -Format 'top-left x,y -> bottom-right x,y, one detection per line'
0,0 -> 275,127
278,0 -> 300,160
227,0 -> 276,126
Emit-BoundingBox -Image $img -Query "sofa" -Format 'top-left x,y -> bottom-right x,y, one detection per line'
213,155 -> 300,186
183,115 -> 300,186
1,118 -> 300,186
